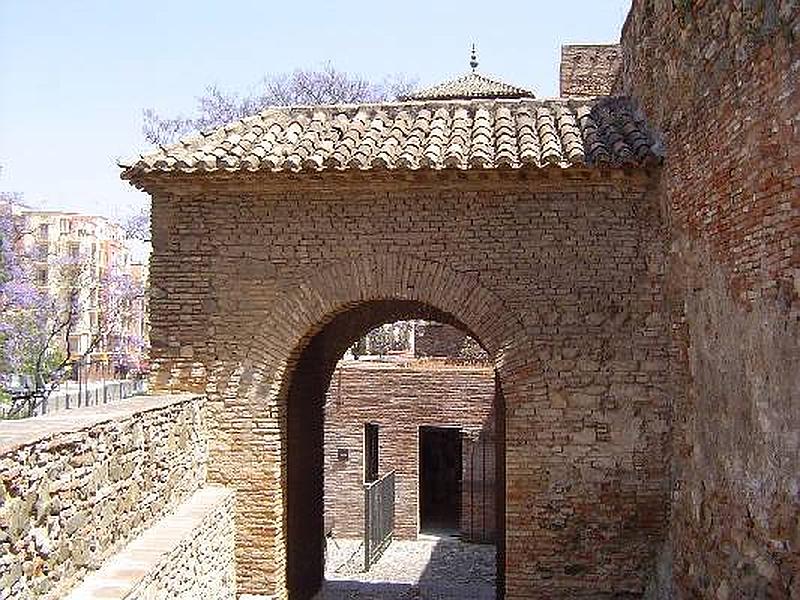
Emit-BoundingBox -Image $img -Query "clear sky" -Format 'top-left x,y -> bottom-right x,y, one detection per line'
0,0 -> 631,221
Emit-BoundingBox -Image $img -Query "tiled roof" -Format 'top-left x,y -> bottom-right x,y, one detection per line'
120,97 -> 660,180
405,72 -> 535,101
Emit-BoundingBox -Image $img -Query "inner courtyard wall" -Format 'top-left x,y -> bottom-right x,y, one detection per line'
144,170 -> 671,599
620,1 -> 799,597
323,359 -> 496,541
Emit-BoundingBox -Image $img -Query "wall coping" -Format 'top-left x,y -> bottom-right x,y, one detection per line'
63,485 -> 234,600
0,393 -> 203,454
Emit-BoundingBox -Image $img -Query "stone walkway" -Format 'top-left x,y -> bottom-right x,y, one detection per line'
314,537 -> 496,600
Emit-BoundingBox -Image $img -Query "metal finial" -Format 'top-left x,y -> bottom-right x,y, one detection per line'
470,44 -> 478,72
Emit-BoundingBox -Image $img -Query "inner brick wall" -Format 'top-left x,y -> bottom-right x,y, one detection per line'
323,359 -> 496,541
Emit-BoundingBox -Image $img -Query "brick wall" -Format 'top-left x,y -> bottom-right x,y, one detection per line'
0,395 -> 207,599
560,44 -> 622,97
142,169 -> 671,599
620,1 -> 800,597
324,359 -> 496,541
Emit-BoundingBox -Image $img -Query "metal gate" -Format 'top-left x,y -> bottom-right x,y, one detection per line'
463,430 -> 496,543
364,470 -> 395,570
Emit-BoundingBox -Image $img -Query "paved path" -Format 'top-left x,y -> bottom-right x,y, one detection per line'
315,538 -> 495,600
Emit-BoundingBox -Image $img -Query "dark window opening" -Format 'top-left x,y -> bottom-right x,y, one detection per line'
364,423 -> 379,483
419,425 -> 462,533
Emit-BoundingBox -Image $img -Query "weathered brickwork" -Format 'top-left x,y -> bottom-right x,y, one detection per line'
0,395 -> 207,600
324,360 -> 496,541
136,168 -> 671,599
560,44 -> 622,97
620,1 -> 800,597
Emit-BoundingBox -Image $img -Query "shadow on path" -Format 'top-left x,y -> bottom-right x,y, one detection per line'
316,538 -> 495,600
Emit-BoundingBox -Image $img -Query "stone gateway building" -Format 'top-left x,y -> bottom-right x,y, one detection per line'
1,2 -> 794,600
125,68 -> 672,599
118,0 -> 799,594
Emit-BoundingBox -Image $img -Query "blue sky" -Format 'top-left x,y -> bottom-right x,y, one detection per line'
0,0 -> 631,220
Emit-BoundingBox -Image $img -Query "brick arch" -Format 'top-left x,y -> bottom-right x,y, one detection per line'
252,252 -> 525,379
225,253 -> 536,599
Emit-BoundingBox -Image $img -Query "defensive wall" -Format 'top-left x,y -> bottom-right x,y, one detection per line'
619,1 -> 799,597
0,395 -> 236,600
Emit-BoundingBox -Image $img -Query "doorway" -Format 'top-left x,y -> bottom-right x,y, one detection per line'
419,426 -> 463,534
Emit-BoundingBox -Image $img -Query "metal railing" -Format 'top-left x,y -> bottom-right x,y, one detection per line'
363,470 -> 395,571
0,378 -> 147,419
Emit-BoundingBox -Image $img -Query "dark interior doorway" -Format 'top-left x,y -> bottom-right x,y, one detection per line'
419,426 -> 463,533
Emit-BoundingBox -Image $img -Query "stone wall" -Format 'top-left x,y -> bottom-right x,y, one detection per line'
142,168 -> 672,598
414,322 -> 488,360
559,44 -> 622,97
0,395 -> 207,599
620,1 -> 800,597
125,487 -> 236,600
324,360 -> 495,540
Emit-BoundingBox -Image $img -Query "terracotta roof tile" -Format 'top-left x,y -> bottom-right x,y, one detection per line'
406,72 -> 535,101
121,97 -> 661,181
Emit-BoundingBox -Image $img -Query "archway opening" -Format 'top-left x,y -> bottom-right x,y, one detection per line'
283,300 -> 506,599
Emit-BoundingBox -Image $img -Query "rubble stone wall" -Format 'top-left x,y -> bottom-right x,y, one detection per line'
414,322 -> 483,359
126,487 -> 236,600
0,395 -> 207,599
621,1 -> 800,597
324,360 -> 496,540
144,169 -> 671,599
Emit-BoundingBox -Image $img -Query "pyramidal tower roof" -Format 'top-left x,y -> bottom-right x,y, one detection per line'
405,45 -> 535,101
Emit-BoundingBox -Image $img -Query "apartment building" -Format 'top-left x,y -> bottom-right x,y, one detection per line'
11,205 -> 148,380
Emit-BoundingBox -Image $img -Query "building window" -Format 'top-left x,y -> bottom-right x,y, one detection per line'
36,268 -> 47,286
38,223 -> 49,239
69,243 -> 80,259
364,423 -> 379,483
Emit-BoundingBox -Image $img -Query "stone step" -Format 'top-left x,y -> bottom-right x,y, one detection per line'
64,485 -> 236,599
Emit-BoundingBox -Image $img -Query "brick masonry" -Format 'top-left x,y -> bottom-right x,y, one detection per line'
560,44 -> 622,97
323,359 -> 496,541
619,1 -> 799,598
137,167 -> 671,599
0,395 -> 208,599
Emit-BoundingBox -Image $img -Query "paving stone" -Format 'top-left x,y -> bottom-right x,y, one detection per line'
317,538 -> 495,600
